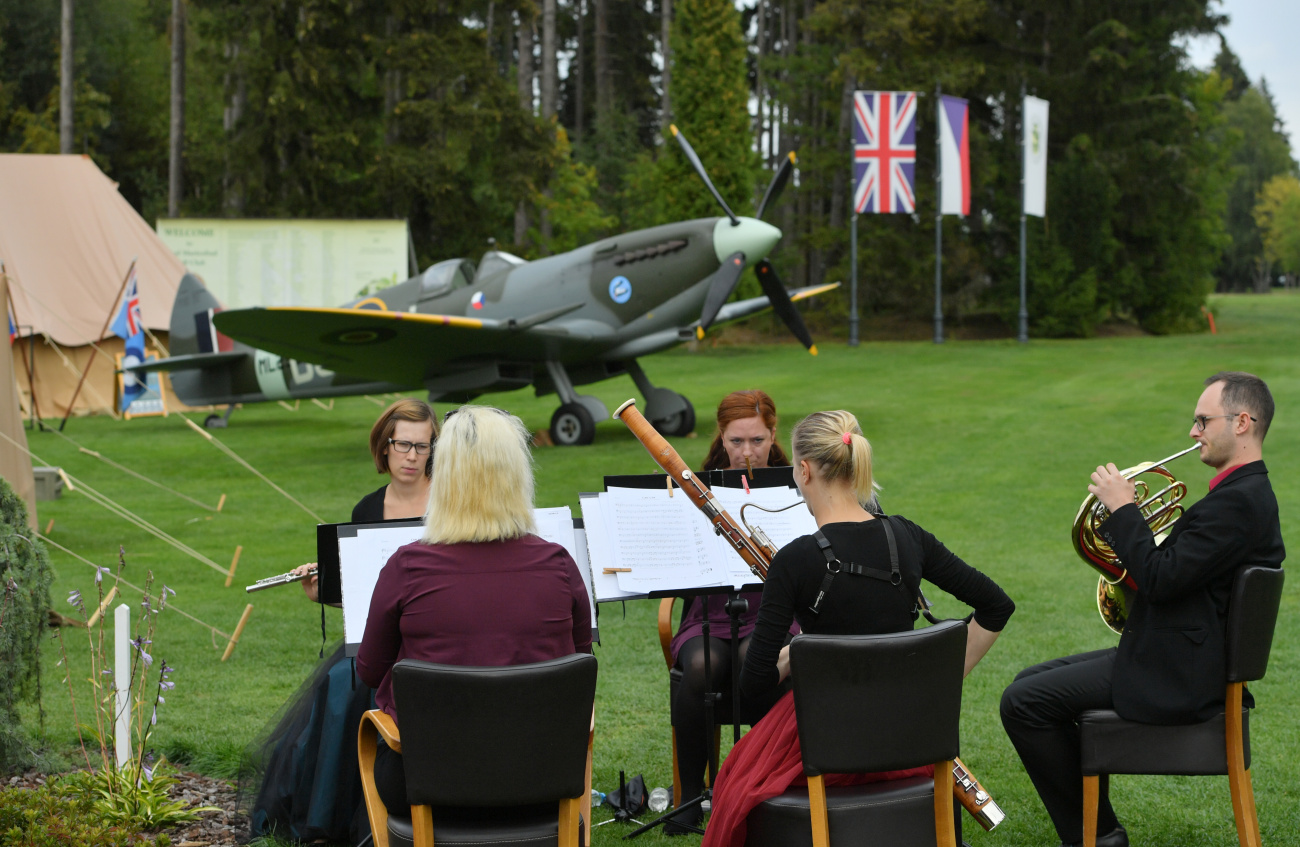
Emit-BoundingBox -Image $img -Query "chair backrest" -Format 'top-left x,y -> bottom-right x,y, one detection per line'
1226,566 -> 1285,683
392,653 -> 598,808
790,619 -> 966,777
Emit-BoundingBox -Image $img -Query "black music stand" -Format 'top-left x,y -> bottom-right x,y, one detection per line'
603,469 -> 791,838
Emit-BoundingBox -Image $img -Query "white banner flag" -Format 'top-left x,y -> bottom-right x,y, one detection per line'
1022,96 -> 1049,217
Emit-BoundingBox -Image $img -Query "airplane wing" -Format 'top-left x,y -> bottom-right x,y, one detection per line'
212,306 -> 597,384
709,282 -> 841,326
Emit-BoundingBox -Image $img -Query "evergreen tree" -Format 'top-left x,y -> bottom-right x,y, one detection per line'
657,0 -> 756,224
0,476 -> 52,773
1215,81 -> 1298,291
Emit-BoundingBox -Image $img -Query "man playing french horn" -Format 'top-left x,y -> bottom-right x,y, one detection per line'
1000,372 -> 1284,847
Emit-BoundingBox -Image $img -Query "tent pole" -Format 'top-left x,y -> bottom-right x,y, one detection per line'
59,257 -> 136,431
4,272 -> 43,429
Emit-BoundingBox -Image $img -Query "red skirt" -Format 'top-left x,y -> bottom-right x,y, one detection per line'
702,690 -> 933,847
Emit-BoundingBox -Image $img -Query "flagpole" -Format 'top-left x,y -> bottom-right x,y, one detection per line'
849,213 -> 859,346
934,83 -> 944,344
59,256 -> 137,431
1018,89 -> 1029,344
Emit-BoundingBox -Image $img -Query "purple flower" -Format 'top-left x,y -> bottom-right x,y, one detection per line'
94,566 -> 110,585
102,667 -> 113,676
160,680 -> 175,691
131,638 -> 153,668
150,705 -> 157,726
67,589 -> 83,609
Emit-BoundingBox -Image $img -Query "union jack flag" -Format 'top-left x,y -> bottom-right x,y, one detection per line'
111,268 -> 142,340
853,91 -> 918,214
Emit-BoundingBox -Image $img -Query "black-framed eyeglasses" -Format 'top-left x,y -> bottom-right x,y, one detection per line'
388,438 -> 432,455
1192,412 -> 1255,433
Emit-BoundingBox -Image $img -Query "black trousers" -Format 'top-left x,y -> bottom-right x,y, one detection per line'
1000,648 -> 1122,844
672,635 -> 752,806
374,740 -> 408,815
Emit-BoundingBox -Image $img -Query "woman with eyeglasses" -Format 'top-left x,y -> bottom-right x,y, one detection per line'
243,399 -> 438,845
356,404 -> 592,814
701,410 -> 1014,847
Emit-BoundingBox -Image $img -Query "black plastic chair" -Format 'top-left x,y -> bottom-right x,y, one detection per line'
745,620 -> 968,847
357,654 -> 598,847
1079,566 -> 1284,847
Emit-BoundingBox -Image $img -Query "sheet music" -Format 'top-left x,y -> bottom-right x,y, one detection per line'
580,493 -> 643,601
711,486 -> 816,551
596,488 -> 720,592
338,524 -> 423,654
338,509 -> 593,653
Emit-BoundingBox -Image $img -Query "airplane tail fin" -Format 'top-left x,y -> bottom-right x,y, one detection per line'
170,274 -> 229,357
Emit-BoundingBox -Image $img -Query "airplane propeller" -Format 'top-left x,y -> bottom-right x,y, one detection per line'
669,127 -> 817,354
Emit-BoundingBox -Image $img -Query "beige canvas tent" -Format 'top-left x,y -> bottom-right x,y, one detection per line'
0,273 -> 37,527
0,154 -> 192,419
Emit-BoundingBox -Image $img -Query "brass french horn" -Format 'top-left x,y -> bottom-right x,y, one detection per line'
1071,443 -> 1201,633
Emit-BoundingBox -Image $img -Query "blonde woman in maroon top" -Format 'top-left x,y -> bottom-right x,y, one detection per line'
356,405 -> 592,812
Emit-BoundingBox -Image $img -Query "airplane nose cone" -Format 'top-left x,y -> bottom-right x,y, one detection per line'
713,217 -> 782,266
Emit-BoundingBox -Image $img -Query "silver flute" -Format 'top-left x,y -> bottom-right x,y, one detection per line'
246,567 -> 317,593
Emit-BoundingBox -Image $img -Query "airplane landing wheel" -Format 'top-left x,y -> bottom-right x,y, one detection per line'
203,413 -> 229,429
550,403 -> 596,446
653,395 -> 695,437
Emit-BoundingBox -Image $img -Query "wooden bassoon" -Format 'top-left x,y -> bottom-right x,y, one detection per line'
612,398 -> 1006,830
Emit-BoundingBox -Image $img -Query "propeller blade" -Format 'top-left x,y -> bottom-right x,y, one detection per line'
756,260 -> 818,355
670,124 -> 740,226
756,152 -> 796,221
698,252 -> 748,334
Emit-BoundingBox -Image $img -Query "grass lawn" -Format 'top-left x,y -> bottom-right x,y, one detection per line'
16,291 -> 1300,846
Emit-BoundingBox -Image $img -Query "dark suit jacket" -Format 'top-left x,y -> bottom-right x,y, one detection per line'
1100,460 -> 1284,724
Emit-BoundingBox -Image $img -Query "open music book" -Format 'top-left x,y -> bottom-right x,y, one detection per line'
332,506 -> 594,655
581,482 -> 817,601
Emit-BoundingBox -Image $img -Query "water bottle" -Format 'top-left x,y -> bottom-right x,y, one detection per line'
591,789 -> 606,806
648,786 -> 670,813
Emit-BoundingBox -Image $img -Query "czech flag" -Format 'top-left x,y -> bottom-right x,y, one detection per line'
938,95 -> 970,216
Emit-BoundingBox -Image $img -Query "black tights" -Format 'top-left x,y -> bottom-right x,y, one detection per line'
672,635 -> 752,806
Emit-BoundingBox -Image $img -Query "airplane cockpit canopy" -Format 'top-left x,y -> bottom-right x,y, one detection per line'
473,250 -> 527,284
418,259 -> 476,300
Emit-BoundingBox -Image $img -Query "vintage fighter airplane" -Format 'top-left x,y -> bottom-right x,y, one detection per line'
134,130 -> 837,445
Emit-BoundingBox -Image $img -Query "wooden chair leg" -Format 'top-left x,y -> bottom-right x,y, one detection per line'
1226,683 -> 1262,847
412,804 -> 434,847
808,774 -> 830,847
558,797 -> 582,847
671,726 -> 683,807
582,728 -> 594,837
357,716 -> 391,847
933,760 -> 955,847
1082,775 -> 1100,847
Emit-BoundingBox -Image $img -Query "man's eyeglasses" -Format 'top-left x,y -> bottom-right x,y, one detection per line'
388,438 -> 433,455
1192,412 -> 1256,433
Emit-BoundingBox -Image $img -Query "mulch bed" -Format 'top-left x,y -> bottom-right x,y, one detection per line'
4,769 -> 248,846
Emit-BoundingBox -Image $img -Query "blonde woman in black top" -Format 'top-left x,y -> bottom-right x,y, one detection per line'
703,410 -> 1014,847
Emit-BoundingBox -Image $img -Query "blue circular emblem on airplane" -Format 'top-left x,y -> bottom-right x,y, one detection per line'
609,276 -> 632,304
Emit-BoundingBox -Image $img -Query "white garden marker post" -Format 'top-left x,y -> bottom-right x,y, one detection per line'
114,603 -> 131,768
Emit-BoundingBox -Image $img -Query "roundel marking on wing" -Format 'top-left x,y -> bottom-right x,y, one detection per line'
353,297 -> 390,311
323,327 -> 399,345
609,276 -> 632,304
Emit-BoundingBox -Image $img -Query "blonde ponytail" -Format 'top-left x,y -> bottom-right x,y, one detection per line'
790,410 -> 879,506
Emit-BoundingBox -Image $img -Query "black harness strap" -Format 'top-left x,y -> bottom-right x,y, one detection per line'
808,517 -> 936,623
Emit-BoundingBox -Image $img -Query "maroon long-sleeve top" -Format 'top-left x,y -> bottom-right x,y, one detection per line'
355,533 -> 593,722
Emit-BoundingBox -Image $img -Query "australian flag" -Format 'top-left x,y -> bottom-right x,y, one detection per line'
110,269 -> 146,407
853,91 -> 918,214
